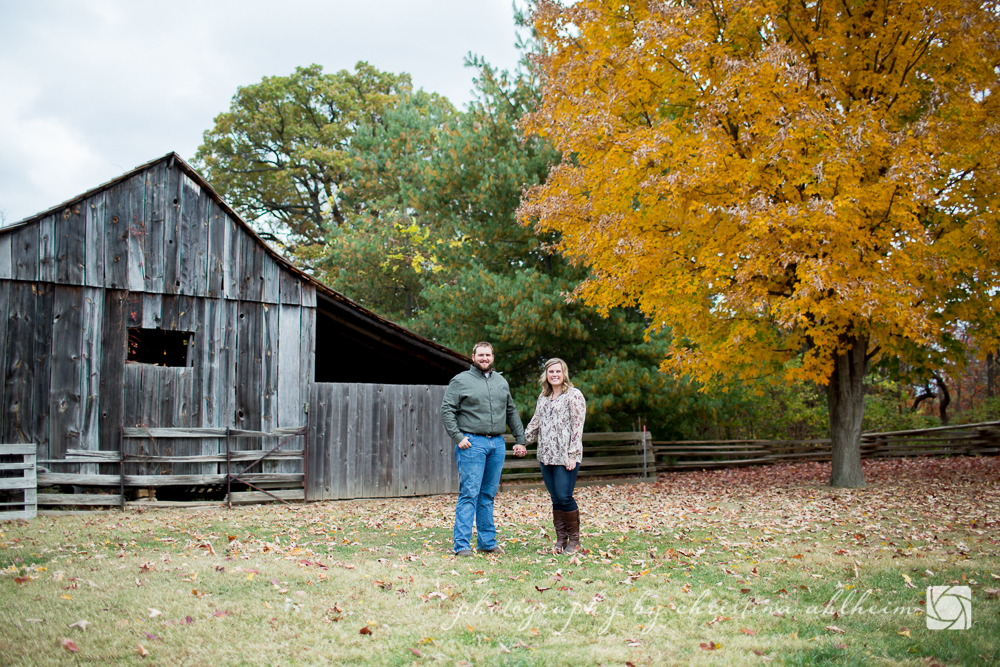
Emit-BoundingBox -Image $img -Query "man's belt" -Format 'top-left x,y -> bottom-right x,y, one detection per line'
469,432 -> 503,437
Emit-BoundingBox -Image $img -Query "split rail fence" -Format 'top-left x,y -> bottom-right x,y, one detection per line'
30,426 -> 306,510
653,421 -> 1000,471
0,444 -> 37,519
500,431 -> 654,489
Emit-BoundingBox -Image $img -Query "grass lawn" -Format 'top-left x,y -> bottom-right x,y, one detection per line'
2,457 -> 998,666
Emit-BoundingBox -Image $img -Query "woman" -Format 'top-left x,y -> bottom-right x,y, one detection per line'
523,358 -> 586,554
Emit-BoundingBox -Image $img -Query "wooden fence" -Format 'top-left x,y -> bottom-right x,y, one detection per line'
33,427 -> 306,510
0,444 -> 37,519
305,382 -> 458,500
500,431 -> 653,488
653,421 -> 1000,471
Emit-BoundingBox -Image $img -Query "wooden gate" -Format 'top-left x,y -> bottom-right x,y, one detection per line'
306,383 -> 458,500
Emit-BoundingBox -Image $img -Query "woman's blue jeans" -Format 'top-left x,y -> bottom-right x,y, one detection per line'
540,462 -> 579,512
453,434 -> 506,552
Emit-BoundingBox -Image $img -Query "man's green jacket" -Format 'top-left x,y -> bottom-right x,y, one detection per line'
440,365 -> 526,445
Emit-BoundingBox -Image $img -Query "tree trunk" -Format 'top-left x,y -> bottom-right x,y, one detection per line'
935,376 -> 951,425
826,335 -> 869,488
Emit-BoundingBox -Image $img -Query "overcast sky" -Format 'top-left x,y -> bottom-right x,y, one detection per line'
0,0 -> 525,224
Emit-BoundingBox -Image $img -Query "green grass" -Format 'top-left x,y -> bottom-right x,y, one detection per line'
2,459 -> 999,665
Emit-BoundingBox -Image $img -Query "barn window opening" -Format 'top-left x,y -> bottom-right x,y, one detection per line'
127,328 -> 194,367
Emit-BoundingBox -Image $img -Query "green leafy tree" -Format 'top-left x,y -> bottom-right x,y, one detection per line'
194,62 -> 410,249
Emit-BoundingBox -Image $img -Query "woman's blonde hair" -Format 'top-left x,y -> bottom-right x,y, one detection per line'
539,358 -> 573,397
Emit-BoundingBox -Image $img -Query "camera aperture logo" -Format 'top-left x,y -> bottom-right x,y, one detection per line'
926,586 -> 971,630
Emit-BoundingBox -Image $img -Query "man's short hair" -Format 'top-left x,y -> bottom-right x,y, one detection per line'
472,341 -> 494,356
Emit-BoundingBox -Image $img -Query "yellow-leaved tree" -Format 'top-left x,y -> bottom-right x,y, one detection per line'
519,0 -> 1000,486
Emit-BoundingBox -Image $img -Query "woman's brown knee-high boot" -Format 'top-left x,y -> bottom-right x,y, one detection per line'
563,510 -> 580,554
552,510 -> 567,554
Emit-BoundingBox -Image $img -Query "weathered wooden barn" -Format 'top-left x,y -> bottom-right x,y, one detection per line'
0,153 -> 467,503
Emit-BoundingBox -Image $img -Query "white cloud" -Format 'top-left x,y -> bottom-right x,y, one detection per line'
0,0 -> 524,223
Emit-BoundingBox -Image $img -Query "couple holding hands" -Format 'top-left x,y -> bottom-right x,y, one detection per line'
440,342 -> 586,558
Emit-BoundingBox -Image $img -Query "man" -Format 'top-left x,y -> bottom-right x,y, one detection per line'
440,341 -> 527,557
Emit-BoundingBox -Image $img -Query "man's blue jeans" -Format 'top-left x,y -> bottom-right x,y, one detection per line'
454,434 -> 506,552
539,462 -> 579,512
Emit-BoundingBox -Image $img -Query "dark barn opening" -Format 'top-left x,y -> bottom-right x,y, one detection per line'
127,328 -> 194,367
313,297 -> 462,386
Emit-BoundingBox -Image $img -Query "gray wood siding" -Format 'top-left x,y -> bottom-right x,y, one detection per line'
306,383 -> 457,500
2,161 -> 303,307
0,279 -> 313,474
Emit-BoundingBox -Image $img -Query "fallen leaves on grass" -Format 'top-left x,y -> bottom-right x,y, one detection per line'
60,639 -> 79,653
68,620 -> 90,632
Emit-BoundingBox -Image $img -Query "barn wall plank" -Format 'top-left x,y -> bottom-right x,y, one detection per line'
177,174 -> 202,296
186,299 -> 205,431
262,254 -> 280,304
277,305 -> 302,429
364,383 -> 381,497
394,385 -> 411,496
98,291 -> 128,466
279,271 -> 302,305
0,230 -> 12,280
197,299 -> 221,475
49,286 -> 85,460
207,206 -> 226,297
0,282 -> 8,431
103,183 -> 130,289
262,303 -> 278,438
143,161 -> 167,294
141,293 -> 163,329
126,174 -> 147,292
305,383 -> 327,500
2,282 -> 34,445
79,289 -> 103,474
37,214 -> 55,283
381,384 -> 396,497
199,298 -> 223,427
84,193 -> 105,287
302,283 -> 316,308
300,307 -> 315,389
416,384 -> 431,496
13,222 -> 39,281
122,364 -> 143,475
163,164 -> 181,295
418,385 -> 431,497
343,384 -> 358,498
234,301 -> 263,449
171,367 -> 197,476
224,216 -> 241,300
55,205 -> 86,285
31,283 -> 54,461
239,230 -> 264,303
194,189 -> 212,296
220,300 -> 238,429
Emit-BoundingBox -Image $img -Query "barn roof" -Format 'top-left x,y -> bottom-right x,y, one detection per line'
4,152 -> 469,376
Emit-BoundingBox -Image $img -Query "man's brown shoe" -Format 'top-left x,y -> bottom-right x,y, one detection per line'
477,546 -> 504,555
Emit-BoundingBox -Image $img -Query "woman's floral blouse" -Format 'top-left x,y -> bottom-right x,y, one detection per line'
523,387 -> 586,465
